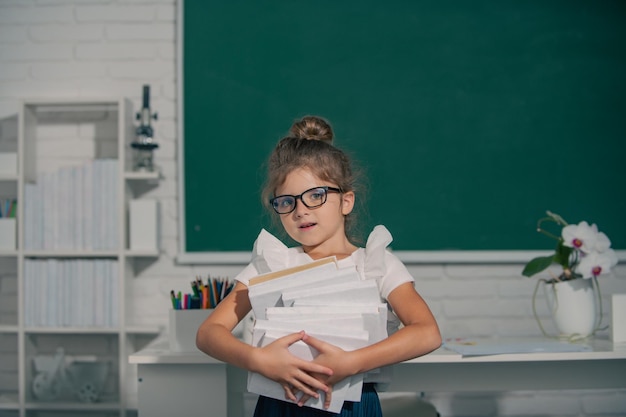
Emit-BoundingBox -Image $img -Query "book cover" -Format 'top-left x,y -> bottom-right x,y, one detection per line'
249,256 -> 337,286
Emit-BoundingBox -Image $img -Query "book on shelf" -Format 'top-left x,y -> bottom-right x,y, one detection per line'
82,160 -> 93,250
24,259 -> 119,327
23,159 -> 118,251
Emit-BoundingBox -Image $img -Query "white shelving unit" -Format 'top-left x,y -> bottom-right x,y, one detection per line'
0,98 -> 161,417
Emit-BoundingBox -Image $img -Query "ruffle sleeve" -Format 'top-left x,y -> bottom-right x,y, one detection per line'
360,225 -> 414,300
235,229 -> 291,286
249,229 -> 311,275
250,229 -> 289,275
363,225 -> 393,280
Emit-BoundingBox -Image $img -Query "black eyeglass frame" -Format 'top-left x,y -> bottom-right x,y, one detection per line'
269,186 -> 343,214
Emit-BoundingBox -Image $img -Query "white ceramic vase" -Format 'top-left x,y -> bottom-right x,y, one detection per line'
543,278 -> 598,338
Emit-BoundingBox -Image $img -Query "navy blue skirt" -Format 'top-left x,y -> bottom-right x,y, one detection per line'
253,383 -> 382,417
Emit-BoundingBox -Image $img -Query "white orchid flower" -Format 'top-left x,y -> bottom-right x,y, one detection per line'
525,211 -> 617,281
578,249 -> 618,278
594,230 -> 612,252
562,221 -> 597,254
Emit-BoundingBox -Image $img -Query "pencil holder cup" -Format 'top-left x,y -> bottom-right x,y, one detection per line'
168,309 -> 213,352
0,218 -> 16,250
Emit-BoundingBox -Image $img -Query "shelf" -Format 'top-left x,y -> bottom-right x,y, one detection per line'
24,401 -> 122,411
0,325 -> 18,333
24,98 -> 120,111
0,393 -> 19,409
6,97 -> 161,416
124,171 -> 160,181
21,326 -> 161,335
23,251 -> 119,258
24,327 -> 121,334
125,325 -> 162,335
124,249 -> 159,258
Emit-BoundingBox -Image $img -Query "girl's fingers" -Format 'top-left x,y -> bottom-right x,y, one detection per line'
278,331 -> 305,347
301,333 -> 326,350
283,384 -> 298,402
323,388 -> 333,409
283,380 -> 318,403
300,360 -> 333,377
291,375 -> 323,398
266,332 -> 334,401
297,393 -> 313,407
297,385 -> 334,409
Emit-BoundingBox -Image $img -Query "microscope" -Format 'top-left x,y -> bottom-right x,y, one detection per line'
131,85 -> 159,171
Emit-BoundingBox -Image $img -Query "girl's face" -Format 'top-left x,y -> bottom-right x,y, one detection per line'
275,167 -> 355,258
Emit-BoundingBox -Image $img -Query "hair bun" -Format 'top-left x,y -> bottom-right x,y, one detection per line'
289,115 -> 334,143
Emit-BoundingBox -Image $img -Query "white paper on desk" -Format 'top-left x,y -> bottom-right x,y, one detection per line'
282,278 -> 380,307
248,264 -> 358,319
248,323 -> 370,412
443,337 -> 593,356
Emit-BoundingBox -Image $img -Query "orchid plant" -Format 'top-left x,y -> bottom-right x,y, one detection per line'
522,211 -> 618,282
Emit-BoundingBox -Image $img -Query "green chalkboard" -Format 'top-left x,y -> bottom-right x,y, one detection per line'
182,0 -> 626,253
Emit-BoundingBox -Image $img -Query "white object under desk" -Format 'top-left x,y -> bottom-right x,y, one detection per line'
130,336 -> 626,417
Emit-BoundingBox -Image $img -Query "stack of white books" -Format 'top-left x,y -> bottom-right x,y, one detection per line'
247,256 -> 387,413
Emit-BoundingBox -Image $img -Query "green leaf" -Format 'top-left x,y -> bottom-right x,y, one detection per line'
522,255 -> 555,277
554,241 -> 573,268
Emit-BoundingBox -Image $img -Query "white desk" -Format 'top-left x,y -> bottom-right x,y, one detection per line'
129,337 -> 626,417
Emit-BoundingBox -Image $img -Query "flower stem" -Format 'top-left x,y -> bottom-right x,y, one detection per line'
536,215 -> 567,242
548,269 -> 561,282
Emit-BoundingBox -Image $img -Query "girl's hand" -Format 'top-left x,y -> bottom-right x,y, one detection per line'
298,333 -> 357,409
252,331 -> 334,402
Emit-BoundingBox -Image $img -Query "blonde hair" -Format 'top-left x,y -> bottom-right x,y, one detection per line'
262,115 -> 361,240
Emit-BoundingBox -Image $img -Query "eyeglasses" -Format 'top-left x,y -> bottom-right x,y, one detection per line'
270,186 -> 342,214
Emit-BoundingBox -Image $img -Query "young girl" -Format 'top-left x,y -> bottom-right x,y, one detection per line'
196,116 -> 441,416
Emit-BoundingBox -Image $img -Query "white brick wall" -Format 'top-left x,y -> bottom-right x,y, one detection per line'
1,1 -> 625,415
